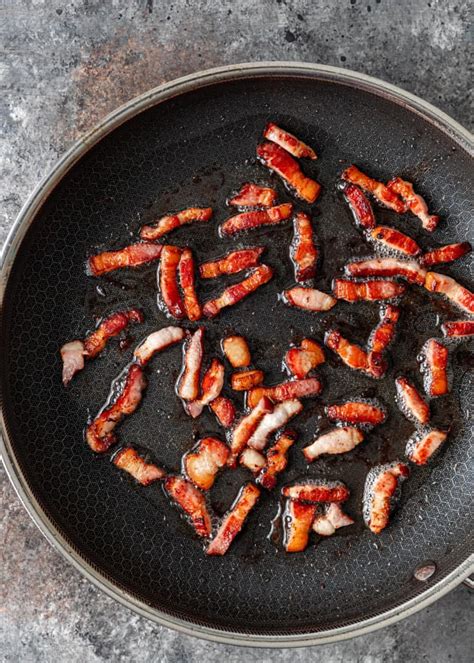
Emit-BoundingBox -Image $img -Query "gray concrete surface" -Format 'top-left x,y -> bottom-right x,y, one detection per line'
1,0 -> 473,661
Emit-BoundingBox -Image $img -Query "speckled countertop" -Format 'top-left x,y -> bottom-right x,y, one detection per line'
1,1 -> 473,661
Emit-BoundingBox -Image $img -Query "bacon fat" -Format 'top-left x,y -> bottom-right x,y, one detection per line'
240,448 -> 266,474
140,207 -> 213,240
257,141 -> 321,203
133,326 -> 185,366
184,437 -> 230,490
113,447 -> 165,485
60,340 -> 86,386
177,328 -> 204,401
187,359 -> 225,418
264,122 -> 317,159
312,503 -> 354,536
231,369 -> 264,391
221,335 -> 251,368
247,399 -> 303,451
229,397 -> 274,466
303,427 -> 364,461
283,286 -> 337,312
284,338 -> 325,379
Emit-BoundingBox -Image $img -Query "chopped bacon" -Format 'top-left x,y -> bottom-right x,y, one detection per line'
420,339 -> 449,398
87,242 -> 163,276
221,335 -> 251,368
209,396 -> 236,428
158,245 -> 185,319
283,500 -> 317,553
395,377 -> 430,425
207,483 -> 260,555
248,399 -> 303,451
257,141 -> 321,203
290,212 -> 318,282
312,503 -> 354,536
342,165 -> 407,214
370,226 -> 421,256
344,257 -> 426,285
406,428 -> 448,465
240,448 -> 266,473
113,447 -> 165,485
324,330 -> 369,372
303,427 -> 364,461
284,339 -> 325,379
339,182 -> 376,229
367,305 -> 400,378
228,183 -> 277,208
333,279 -> 406,302
327,401 -> 386,427
229,397 -> 274,466
178,249 -> 202,321
220,204 -> 293,236
441,320 -> 474,338
177,328 -> 204,401
60,340 -> 86,386
187,359 -> 225,418
199,247 -> 265,278
363,462 -> 409,534
139,207 -> 213,240
247,377 -> 322,409
133,326 -> 185,366
86,364 -> 147,453
264,122 -> 317,159
387,177 -> 439,230
257,430 -> 296,490
421,242 -> 471,267
184,437 -> 230,490
164,476 -> 212,538
83,309 -> 144,359
283,286 -> 337,312
424,272 -> 474,314
282,481 -> 350,503
203,265 -> 273,318
231,369 -> 264,391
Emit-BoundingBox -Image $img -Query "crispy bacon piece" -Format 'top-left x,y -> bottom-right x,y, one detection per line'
345,257 -> 426,285
203,265 -> 273,318
312,503 -> 354,536
339,182 -> 376,229
257,430 -> 296,490
87,242 -> 163,276
282,482 -> 350,503
247,377 -> 322,409
290,212 -> 318,282
406,428 -> 448,465
387,177 -> 439,231
164,476 -> 212,538
367,305 -> 400,378
228,183 -> 277,208
222,335 -> 251,368
421,242 -> 472,267
140,207 -> 213,240
184,437 -> 230,490
229,397 -> 274,466
257,141 -> 321,203
284,339 -> 325,379
363,462 -> 409,534
207,483 -> 260,555
159,245 -> 185,319
370,226 -> 421,256
83,309 -> 144,359
283,500 -> 317,553
209,396 -> 236,428
424,272 -> 474,314
231,369 -> 264,391
86,364 -> 147,453
220,203 -> 293,236
395,377 -> 430,425
264,122 -> 317,159
199,247 -> 265,279
133,326 -> 185,366
283,286 -> 337,312
248,400 -> 303,451
177,328 -> 204,401
327,401 -> 386,426
441,320 -> 474,338
60,341 -> 86,386
178,249 -> 202,321
113,447 -> 165,485
420,339 -> 449,398
240,448 -> 266,474
342,165 -> 407,214
325,330 -> 369,372
303,427 -> 364,461
333,279 -> 406,302
187,359 -> 225,418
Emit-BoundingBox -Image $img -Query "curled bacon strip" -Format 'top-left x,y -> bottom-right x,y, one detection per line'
395,377 -> 430,425
231,369 -> 264,391
420,339 -> 449,398
264,122 -> 317,159
327,401 -> 386,427
370,226 -> 421,256
178,249 -> 202,321
247,377 -> 322,409
339,182 -> 376,229
406,428 -> 448,465
367,305 -> 400,378
87,242 -> 163,276
187,359 -> 225,418
283,286 -> 337,312
83,309 -> 144,359
325,330 -> 369,372
424,272 -> 474,314
333,279 -> 406,302
228,183 -> 277,208
203,265 -> 273,318
133,326 -> 185,366
140,207 -> 213,240
240,448 -> 266,474
421,242 -> 471,267
363,462 -> 409,534
284,338 -> 325,379
207,483 -> 260,555
220,204 -> 293,236
257,141 -> 321,203
342,165 -> 407,214
344,257 -> 426,285
209,396 -> 236,429
257,430 -> 296,490
222,335 -> 251,368
113,447 -> 165,485
303,427 -> 364,461
164,476 -> 212,538
158,245 -> 185,319
199,247 -> 265,278
248,399 -> 303,451
177,328 -> 204,401
441,320 -> 474,338
229,397 -> 274,466
312,503 -> 354,536
283,500 -> 317,553
60,341 -> 86,386
184,437 -> 230,490
290,212 -> 318,282
282,482 -> 350,503
387,177 -> 439,231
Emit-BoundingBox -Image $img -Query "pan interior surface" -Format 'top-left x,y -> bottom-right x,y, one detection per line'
1,73 -> 473,638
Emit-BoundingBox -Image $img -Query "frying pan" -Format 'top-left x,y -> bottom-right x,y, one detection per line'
1,63 -> 473,647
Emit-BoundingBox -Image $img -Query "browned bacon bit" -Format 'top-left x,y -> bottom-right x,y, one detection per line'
184,437 -> 230,490
231,369 -> 264,391
228,183 -> 277,209
284,339 -> 325,379
339,182 -> 376,230
283,500 -> 317,553
219,204 -> 293,236
345,257 -> 426,285
420,339 -> 449,398
133,326 -> 185,366
312,503 -> 354,536
87,242 -> 163,276
186,359 -> 225,418
326,401 -> 386,427
60,341 -> 86,386
421,242 -> 472,267
370,226 -> 421,256
363,462 -> 409,534
441,320 -> 474,338
424,272 -> 474,315
178,249 -> 202,321
203,265 -> 274,318
257,141 -> 321,204
257,431 -> 296,490
113,447 -> 165,485
209,396 -> 236,429
342,165 -> 407,214
228,397 -> 274,466
303,427 -> 364,461
333,279 -> 406,302
240,448 -> 266,474
406,428 -> 448,465
283,286 -> 337,312
199,247 -> 265,279
207,483 -> 260,555
159,245 -> 185,319
247,377 -> 322,409
86,364 -> 147,453
386,177 -> 439,231
248,400 -> 303,451
367,305 -> 400,378
290,212 -> 318,282
264,122 -> 317,160
395,377 -> 430,425
139,207 -> 213,240
324,330 -> 369,372
164,476 -> 212,538
83,309 -> 144,359
177,328 -> 204,401
282,482 -> 350,504
222,335 -> 251,368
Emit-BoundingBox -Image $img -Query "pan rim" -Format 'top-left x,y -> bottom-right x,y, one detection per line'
1,61 -> 473,647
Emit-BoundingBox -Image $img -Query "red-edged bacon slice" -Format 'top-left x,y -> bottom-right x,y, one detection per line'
159,245 -> 185,319
113,447 -> 165,485
164,476 -> 212,538
248,399 -> 303,451
326,401 -> 386,427
231,369 -> 264,391
303,427 -> 364,461
221,335 -> 251,368
86,363 -> 147,453
395,377 -> 430,425
339,182 -> 376,229
370,226 -> 421,256
441,320 -> 474,338
203,265 -> 273,318
363,462 -> 409,534
283,500 -> 317,553
83,309 -> 144,359
199,247 -> 265,278
228,183 -> 277,208
209,396 -> 236,429
60,341 -> 86,386
367,305 -> 400,378
344,257 -> 426,285
247,377 -> 322,409
406,428 -> 448,465
424,272 -> 474,314
324,330 -> 369,372
283,286 -> 337,312
312,503 -> 354,536
290,212 -> 318,282
333,279 -> 406,302
421,242 -> 471,267
240,448 -> 266,474
133,326 -> 185,366
282,481 -> 350,503
140,207 -> 213,240
386,177 -> 439,231
284,339 -> 325,379
264,122 -> 317,159
229,397 -> 274,466
87,242 -> 163,276
184,437 -> 230,490
257,141 -> 321,203
177,328 -> 204,401
257,430 -> 296,490
207,483 -> 260,555
342,165 -> 407,214
220,204 -> 293,236
178,249 -> 202,321
187,359 -> 225,418
420,339 -> 449,398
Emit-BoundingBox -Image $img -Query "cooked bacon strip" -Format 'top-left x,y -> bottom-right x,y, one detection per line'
290,212 -> 318,282
164,476 -> 212,538
303,427 -> 364,461
209,396 -> 236,428
312,503 -> 354,536
282,482 -> 350,503
284,339 -> 325,379
370,226 -> 421,256
283,500 -> 317,553
87,242 -> 163,276
420,339 -> 449,398
159,245 -> 185,319
257,141 -> 321,203
203,265 -> 273,318
113,447 -> 165,485
222,335 -> 251,368
86,364 -> 147,453
229,397 -> 274,466
83,309 -> 144,359
327,401 -> 386,427
247,377 -> 322,409
333,279 -> 406,302
325,330 -> 369,372
248,400 -> 303,451
199,247 -> 265,278
257,430 -> 296,490
177,328 -> 204,401
133,326 -> 185,366
367,305 -> 400,378
264,122 -> 317,159
240,448 -> 266,474
387,177 -> 439,231
344,257 -> 426,285
186,359 -> 225,418
342,165 -> 406,214
231,369 -> 264,391
395,377 -> 430,425
283,286 -> 337,312
60,341 -> 86,386
339,182 -> 376,229
363,462 -> 409,534
140,207 -> 213,240
228,183 -> 277,208
441,320 -> 474,338
424,272 -> 474,314
406,428 -> 448,465
422,242 -> 472,267
220,204 -> 293,236
207,483 -> 260,555
178,249 -> 202,321
184,437 -> 229,490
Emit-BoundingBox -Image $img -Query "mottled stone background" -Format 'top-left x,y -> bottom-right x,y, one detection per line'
1,1 -> 472,661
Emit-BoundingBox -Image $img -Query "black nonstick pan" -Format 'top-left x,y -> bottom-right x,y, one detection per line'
1,63 -> 473,646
